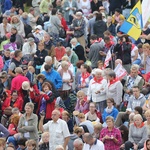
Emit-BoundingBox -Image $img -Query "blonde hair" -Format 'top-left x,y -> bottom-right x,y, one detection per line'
25,102 -> 34,110
61,56 -> 69,62
145,110 -> 150,117
77,90 -> 85,98
26,139 -> 36,148
0,138 -> 6,147
142,43 -> 150,49
28,66 -> 35,72
133,114 -> 143,121
41,132 -> 49,140
61,61 -> 69,68
62,111 -> 69,117
93,122 -> 102,131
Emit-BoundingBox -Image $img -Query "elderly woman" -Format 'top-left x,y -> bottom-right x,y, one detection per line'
102,98 -> 119,127
144,110 -> 150,138
17,102 -> 39,142
100,116 -> 122,150
11,16 -> 25,37
87,69 -> 107,113
85,102 -> 102,123
125,114 -> 148,150
77,64 -> 92,94
75,90 -> 89,114
58,61 -> 74,100
106,70 -> 123,108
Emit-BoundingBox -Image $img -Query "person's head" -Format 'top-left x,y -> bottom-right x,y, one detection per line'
137,43 -> 143,54
49,4 -> 53,11
10,114 -> 20,126
15,67 -> 23,75
83,133 -> 94,145
95,13 -> 102,21
97,60 -> 104,69
76,60 -> 84,69
106,116 -> 114,128
90,34 -> 97,44
6,144 -> 15,150
107,16 -> 112,24
27,37 -> 35,46
77,90 -> 85,101
12,107 -> 20,115
115,8 -> 121,16
145,110 -> 150,122
133,114 -> 143,126
51,8 -> 57,15
17,138 -> 27,150
22,81 -> 30,91
29,7 -> 34,15
56,0 -> 62,6
11,6 -> 16,12
11,90 -> 18,101
115,59 -> 122,67
44,64 -> 52,73
61,56 -> 69,62
89,102 -> 96,113
0,71 -> 8,83
14,50 -> 22,60
70,38 -> 78,48
134,106 -> 143,116
103,30 -> 112,37
73,127 -> 83,137
51,109 -> 60,122
25,102 -> 34,115
132,86 -> 140,98
78,113 -> 85,123
146,139 -> 150,150
2,17 -> 8,24
65,47 -> 72,56
106,98 -> 115,108
45,56 -> 52,65
119,125 -> 129,143
11,27 -> 18,34
26,140 -> 36,150
73,139 -> 83,150
142,43 -> 150,54
76,11 -> 83,20
44,33 -> 51,42
130,64 -> 139,77
0,138 -> 6,150
36,74 -> 46,83
42,82 -> 52,93
41,132 -> 49,143
61,61 -> 69,71
93,122 -> 102,133
80,64 -> 91,74
62,111 -> 70,122
104,36 -> 110,44
107,70 -> 116,80
18,8 -> 24,15
28,66 -> 35,73
55,145 -> 64,150
95,69 -> 103,79
4,49 -> 10,57
99,6 -> 105,13
38,41 -> 45,51
11,16 -> 20,24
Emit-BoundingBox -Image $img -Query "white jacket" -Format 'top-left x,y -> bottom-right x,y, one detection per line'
87,78 -> 107,102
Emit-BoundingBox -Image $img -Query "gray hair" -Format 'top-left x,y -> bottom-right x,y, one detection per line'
131,64 -> 140,71
108,70 -> 116,78
95,68 -> 103,75
45,56 -> 52,63
133,114 -> 143,121
55,145 -> 64,150
66,47 -> 71,52
70,38 -> 78,44
73,138 -> 83,145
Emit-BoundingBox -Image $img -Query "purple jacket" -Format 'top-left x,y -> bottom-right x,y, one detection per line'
75,99 -> 89,113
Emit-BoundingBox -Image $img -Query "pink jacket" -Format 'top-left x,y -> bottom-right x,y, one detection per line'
0,56 -> 3,71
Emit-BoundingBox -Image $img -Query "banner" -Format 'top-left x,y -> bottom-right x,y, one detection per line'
104,50 -> 112,68
119,0 -> 143,40
142,0 -> 150,27
114,63 -> 128,79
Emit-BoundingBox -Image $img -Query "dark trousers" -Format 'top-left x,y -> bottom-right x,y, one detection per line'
125,141 -> 144,150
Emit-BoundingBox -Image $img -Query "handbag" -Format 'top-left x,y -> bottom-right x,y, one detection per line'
59,27 -> 66,38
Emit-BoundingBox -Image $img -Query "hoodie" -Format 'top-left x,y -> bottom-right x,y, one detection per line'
127,94 -> 146,111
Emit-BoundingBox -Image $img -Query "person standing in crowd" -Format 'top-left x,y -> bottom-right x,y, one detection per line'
39,109 -> 70,150
87,69 -> 107,113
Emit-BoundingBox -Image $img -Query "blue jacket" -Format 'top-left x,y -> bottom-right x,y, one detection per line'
102,107 -> 119,122
4,0 -> 12,12
42,69 -> 62,90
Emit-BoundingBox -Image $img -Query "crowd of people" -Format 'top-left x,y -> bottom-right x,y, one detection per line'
0,0 -> 150,150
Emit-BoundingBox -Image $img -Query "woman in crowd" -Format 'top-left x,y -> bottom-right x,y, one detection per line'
87,69 -> 107,113
100,116 -> 122,150
34,41 -> 48,74
77,64 -> 92,94
58,61 -> 74,100
39,132 -> 50,150
144,110 -> 150,138
11,16 -> 25,37
17,102 -> 39,143
106,70 -> 123,108
85,102 -> 102,123
75,90 -> 89,114
26,139 -> 37,150
102,98 -> 119,127
124,114 -> 148,150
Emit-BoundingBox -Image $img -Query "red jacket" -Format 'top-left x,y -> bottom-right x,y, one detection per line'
61,17 -> 68,31
11,74 -> 29,92
2,96 -> 23,111
8,124 -> 18,135
30,90 -> 56,119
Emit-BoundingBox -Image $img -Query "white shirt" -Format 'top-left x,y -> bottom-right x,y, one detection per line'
43,119 -> 70,150
83,139 -> 105,150
131,45 -> 141,61
62,71 -> 72,91
87,78 -> 107,102
0,23 -> 12,37
22,42 -> 36,56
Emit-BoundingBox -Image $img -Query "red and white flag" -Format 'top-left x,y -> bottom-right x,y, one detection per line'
114,63 -> 128,79
104,50 -> 112,68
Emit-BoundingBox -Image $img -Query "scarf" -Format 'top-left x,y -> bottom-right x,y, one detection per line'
108,78 -> 119,87
105,106 -> 114,114
134,122 -> 145,128
91,38 -> 102,44
81,72 -> 90,84
92,77 -> 103,84
105,41 -> 114,49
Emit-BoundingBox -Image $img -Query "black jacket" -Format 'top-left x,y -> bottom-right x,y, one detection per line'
39,143 -> 49,150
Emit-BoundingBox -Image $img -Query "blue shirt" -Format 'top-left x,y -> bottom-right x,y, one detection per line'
42,69 -> 62,90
